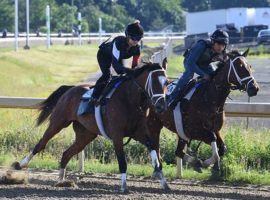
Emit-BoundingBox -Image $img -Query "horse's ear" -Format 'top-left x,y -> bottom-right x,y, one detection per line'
242,48 -> 249,57
162,57 -> 167,70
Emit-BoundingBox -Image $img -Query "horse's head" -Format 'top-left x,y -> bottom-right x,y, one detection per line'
226,49 -> 259,97
134,60 -> 168,113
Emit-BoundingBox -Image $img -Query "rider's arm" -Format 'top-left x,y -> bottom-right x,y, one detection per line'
131,48 -> 140,69
185,41 -> 207,77
111,41 -> 128,74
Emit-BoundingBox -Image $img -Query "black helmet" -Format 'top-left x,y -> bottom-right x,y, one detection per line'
125,20 -> 144,41
211,29 -> 229,45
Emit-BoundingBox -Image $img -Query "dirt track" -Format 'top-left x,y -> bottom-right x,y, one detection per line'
0,169 -> 270,200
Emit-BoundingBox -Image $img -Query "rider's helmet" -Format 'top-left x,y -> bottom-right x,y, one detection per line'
210,29 -> 229,45
125,20 -> 144,41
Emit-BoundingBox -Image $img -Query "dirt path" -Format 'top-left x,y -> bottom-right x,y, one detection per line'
0,169 -> 270,200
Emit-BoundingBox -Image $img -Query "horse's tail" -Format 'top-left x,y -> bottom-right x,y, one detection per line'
36,85 -> 74,126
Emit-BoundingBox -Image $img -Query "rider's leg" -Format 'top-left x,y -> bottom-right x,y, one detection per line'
167,66 -> 194,109
88,51 -> 111,113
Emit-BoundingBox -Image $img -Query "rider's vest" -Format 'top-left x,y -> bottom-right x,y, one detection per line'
98,36 -> 140,59
184,39 -> 225,68
196,39 -> 218,68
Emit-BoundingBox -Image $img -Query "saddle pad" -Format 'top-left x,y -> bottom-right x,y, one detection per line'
166,80 -> 197,101
77,88 -> 94,115
95,105 -> 110,139
173,102 -> 190,142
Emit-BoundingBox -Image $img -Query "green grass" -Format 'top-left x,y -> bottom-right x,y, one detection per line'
167,54 -> 184,78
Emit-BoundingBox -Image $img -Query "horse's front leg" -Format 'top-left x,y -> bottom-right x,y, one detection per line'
113,139 -> 128,193
202,131 -> 220,168
212,130 -> 227,176
135,119 -> 170,191
148,143 -> 170,191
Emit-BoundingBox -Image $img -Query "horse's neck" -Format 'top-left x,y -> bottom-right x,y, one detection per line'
209,65 -> 231,106
124,79 -> 146,107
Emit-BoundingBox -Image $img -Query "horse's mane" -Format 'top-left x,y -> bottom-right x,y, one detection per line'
133,62 -> 163,78
213,49 -> 242,75
227,49 -> 242,58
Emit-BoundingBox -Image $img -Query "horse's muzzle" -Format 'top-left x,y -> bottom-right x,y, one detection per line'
247,83 -> 259,97
155,102 -> 167,114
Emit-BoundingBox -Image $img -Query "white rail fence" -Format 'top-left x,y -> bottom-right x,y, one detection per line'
1,96 -> 270,176
150,38 -> 172,66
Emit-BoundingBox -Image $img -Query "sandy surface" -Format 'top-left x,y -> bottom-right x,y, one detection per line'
1,168 -> 270,200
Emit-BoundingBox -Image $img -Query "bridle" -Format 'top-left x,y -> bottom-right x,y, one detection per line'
145,69 -> 167,106
227,56 -> 255,90
131,67 -> 167,107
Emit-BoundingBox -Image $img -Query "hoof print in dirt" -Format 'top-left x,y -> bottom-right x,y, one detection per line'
0,169 -> 28,184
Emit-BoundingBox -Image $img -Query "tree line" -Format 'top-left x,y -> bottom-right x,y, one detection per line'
0,0 -> 269,33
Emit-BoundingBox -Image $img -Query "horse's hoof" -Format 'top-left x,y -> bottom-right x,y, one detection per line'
11,162 -> 22,170
193,160 -> 203,173
152,171 -> 161,180
211,168 -> 221,179
119,188 -> 129,194
161,182 -> 171,191
55,180 -> 78,188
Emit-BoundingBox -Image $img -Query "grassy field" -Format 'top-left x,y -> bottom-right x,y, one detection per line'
0,45 -> 99,97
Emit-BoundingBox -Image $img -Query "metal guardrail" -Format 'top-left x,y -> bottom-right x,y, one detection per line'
1,97 -> 270,117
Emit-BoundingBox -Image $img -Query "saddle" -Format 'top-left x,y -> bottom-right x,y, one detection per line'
167,77 -> 206,109
77,76 -> 127,115
98,76 -> 127,105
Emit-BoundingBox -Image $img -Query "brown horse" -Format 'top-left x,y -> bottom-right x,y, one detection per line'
13,62 -> 169,193
147,49 -> 259,174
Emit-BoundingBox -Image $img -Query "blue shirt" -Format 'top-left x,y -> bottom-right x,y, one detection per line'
184,40 -> 211,77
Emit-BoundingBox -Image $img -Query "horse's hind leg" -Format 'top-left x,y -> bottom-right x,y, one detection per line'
175,137 -> 203,173
58,121 -> 97,181
112,138 -> 129,193
15,115 -> 71,169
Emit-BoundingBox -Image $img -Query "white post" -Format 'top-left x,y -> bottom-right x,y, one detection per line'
98,17 -> 102,45
78,12 -> 82,45
24,0 -> 30,49
46,5 -> 51,49
78,151 -> 85,172
14,0 -> 19,51
176,157 -> 183,178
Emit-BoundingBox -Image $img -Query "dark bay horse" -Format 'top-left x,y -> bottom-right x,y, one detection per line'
13,62 -> 169,192
147,49 -> 259,174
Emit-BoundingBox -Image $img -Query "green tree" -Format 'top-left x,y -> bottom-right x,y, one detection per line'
30,0 -> 57,32
0,0 -> 13,32
181,0 -> 210,12
53,3 -> 77,32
